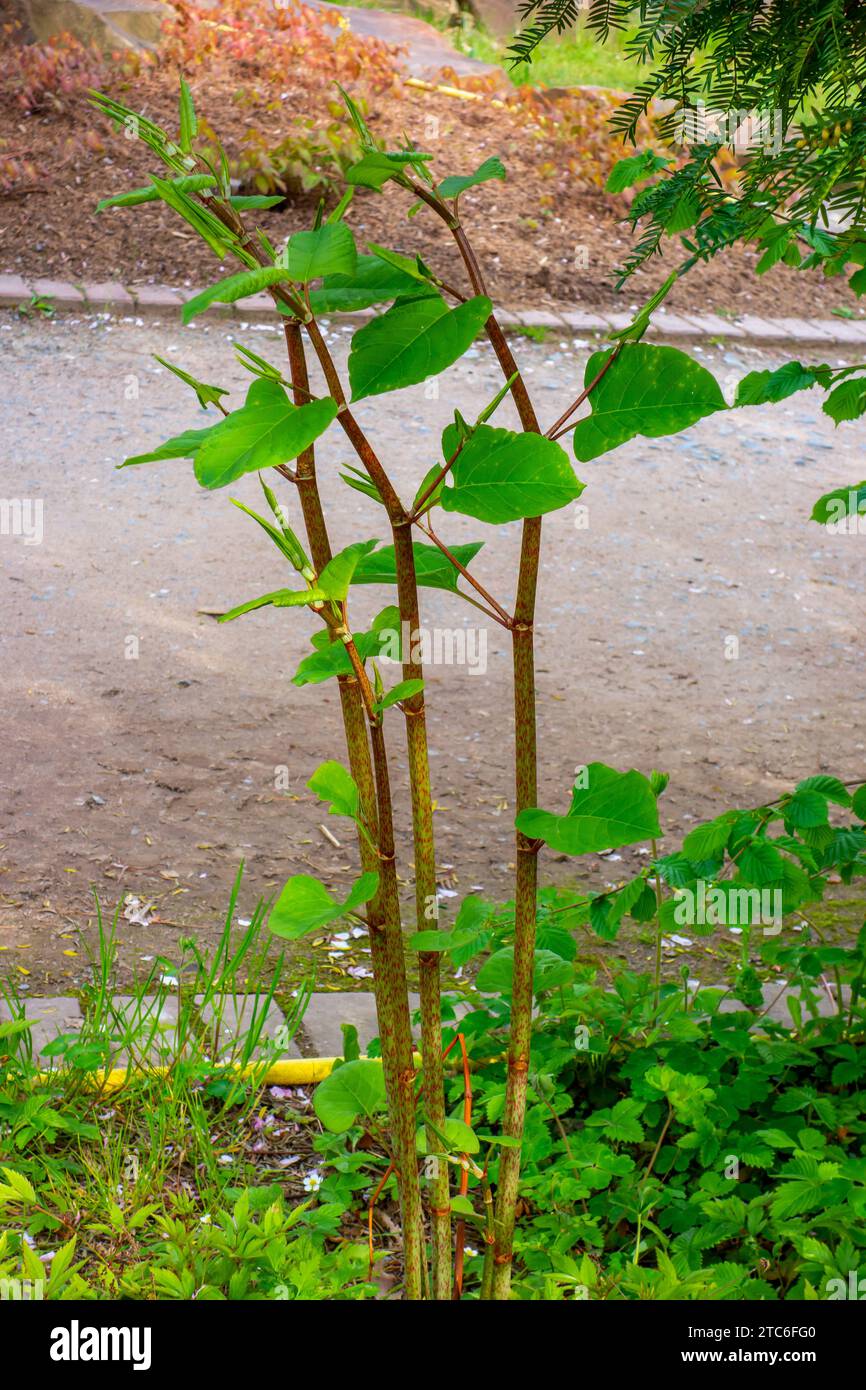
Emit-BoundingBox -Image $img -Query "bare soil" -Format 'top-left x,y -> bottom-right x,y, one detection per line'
1,315 -> 864,994
2,52 -> 862,322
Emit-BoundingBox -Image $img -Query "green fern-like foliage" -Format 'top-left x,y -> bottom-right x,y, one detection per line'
511,2 -> 866,287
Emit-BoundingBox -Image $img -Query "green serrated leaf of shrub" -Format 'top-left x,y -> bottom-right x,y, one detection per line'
735,361 -> 820,407
475,947 -> 572,994
782,790 -> 830,829
737,840 -> 786,885
682,816 -> 737,861
824,377 -> 866,424
796,775 -> 851,806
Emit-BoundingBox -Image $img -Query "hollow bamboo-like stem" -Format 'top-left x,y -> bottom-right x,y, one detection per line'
302,320 -> 452,1298
282,323 -> 423,1287
458,315 -> 544,1300
492,526 -> 541,1299
392,519 -> 451,1301
427,211 -> 544,1300
368,718 -> 426,1300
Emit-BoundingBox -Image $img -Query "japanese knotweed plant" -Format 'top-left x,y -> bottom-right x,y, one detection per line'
94,80 -> 781,1300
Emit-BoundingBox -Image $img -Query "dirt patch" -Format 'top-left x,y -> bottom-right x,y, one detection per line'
1,22 -> 861,321
1,316 -> 864,994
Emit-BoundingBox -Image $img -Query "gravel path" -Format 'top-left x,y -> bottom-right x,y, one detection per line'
1,311 -> 863,991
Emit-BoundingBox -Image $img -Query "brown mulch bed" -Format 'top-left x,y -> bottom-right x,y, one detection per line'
0,19 -> 858,320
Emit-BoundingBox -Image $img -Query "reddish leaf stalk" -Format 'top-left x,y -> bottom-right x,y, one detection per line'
368,1160 -> 395,1281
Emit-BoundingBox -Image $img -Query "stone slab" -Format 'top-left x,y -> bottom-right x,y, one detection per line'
195,994 -> 301,1059
810,317 -> 866,345
681,312 -> 746,339
80,281 -> 137,310
133,283 -> 186,308
25,0 -> 170,52
735,314 -> 789,341
519,309 -> 569,330
301,990 -> 421,1057
559,310 -> 611,334
0,273 -> 29,306
0,996 -> 83,1066
105,993 -> 181,1065
718,980 -> 849,1024
646,311 -> 705,338
6,277 -> 866,351
26,278 -> 85,305
774,317 -> 836,343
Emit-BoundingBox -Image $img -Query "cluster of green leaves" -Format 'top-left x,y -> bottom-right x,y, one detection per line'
383,763 -> 865,1001
733,360 -> 866,527
2,767 -> 864,1304
515,766 -> 866,982
0,886 -> 378,1300
506,0 -> 866,284
492,937 -> 866,1300
0,1172 -> 373,1301
550,335 -> 865,528
294,758 -> 866,1297
305,897 -> 866,1299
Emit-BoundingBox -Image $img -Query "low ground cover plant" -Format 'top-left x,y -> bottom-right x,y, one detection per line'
1,856 -> 864,1300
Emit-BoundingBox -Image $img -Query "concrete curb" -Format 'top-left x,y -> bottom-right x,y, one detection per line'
4,273 -> 866,347
0,990 -> 390,1066
2,980 -> 846,1071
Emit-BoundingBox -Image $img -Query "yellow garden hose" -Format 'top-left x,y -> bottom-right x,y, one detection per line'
32,1054 -> 424,1091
